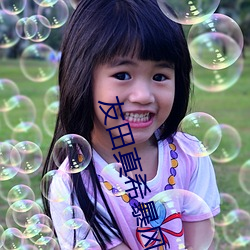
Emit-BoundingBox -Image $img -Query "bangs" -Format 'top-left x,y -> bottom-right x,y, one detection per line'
94,0 -> 185,67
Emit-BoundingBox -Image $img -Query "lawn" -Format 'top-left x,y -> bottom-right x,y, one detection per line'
0,47 -> 250,249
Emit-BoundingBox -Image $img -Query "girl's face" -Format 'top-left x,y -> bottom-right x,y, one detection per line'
92,56 -> 175,147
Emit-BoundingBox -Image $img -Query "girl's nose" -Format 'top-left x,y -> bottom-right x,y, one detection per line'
128,81 -> 155,104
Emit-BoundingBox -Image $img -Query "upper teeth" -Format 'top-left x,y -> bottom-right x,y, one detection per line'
125,112 -> 149,118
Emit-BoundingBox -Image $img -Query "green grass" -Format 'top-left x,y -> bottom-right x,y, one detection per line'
0,48 -> 250,248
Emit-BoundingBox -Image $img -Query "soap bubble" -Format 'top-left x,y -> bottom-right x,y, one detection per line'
0,10 -> 20,49
63,205 -> 89,231
15,141 -> 43,175
0,172 -> 30,201
7,184 -> 35,206
52,134 -> 92,174
74,240 -> 101,250
44,86 -> 59,107
27,15 -> 51,43
179,112 -> 221,157
6,200 -> 43,230
157,0 -> 220,25
20,43 -> 58,82
210,124 -> 241,163
150,189 -> 215,250
40,169 -> 73,202
33,0 -> 59,7
0,142 -> 21,181
38,0 -> 69,29
100,163 -> 128,199
42,101 -> 59,137
214,193 -> 239,227
1,228 -> 24,249
222,209 -> 250,248
11,123 -> 43,146
0,0 -> 27,15
16,17 -> 37,40
192,56 -> 244,92
3,95 -> 36,132
239,160 -> 250,195
188,14 -> 244,70
0,79 -> 20,112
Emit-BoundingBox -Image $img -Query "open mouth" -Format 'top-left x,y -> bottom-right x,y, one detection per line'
123,112 -> 152,123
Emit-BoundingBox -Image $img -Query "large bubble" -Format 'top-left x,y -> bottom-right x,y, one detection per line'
40,169 -> 73,203
0,142 -> 21,181
192,56 -> 244,92
0,0 -> 27,15
16,17 -> 38,40
52,134 -> 92,174
239,160 -> 250,195
0,171 -> 31,201
7,184 -> 35,206
20,43 -> 58,82
179,112 -> 221,157
44,86 -> 59,107
15,141 -> 43,175
1,227 -> 24,249
42,101 -> 59,137
188,14 -> 244,70
0,79 -> 20,112
0,10 -> 20,49
33,0 -> 59,7
214,193 -> 239,227
150,189 -> 215,250
62,205 -> 89,231
3,95 -> 36,132
11,123 -> 43,146
222,209 -> 250,248
157,0 -> 220,25
37,0 -> 69,29
210,124 -> 241,163
27,15 -> 51,43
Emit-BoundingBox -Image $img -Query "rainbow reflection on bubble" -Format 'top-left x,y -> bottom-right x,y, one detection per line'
3,95 -> 36,132
210,124 -> 241,163
192,56 -> 244,92
37,0 -> 69,29
179,112 -> 221,157
74,239 -> 101,250
0,0 -> 27,15
214,193 -> 239,227
157,0 -> 220,25
0,79 -> 20,112
188,14 -> 244,70
239,160 -> 250,196
52,134 -> 92,174
222,209 -> 250,248
41,169 -> 73,203
20,43 -> 58,82
0,10 -> 20,48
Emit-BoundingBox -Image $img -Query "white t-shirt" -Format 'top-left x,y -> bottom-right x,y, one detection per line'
49,132 -> 220,249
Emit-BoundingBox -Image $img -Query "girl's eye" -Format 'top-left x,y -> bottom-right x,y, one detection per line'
113,72 -> 131,80
153,74 -> 167,81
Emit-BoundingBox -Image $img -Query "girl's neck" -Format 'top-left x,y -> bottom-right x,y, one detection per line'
92,134 -> 159,180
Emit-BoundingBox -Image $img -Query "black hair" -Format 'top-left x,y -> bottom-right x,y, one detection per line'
42,0 -> 192,249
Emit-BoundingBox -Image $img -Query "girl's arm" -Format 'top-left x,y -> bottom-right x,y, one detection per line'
183,219 -> 215,250
110,242 -> 131,250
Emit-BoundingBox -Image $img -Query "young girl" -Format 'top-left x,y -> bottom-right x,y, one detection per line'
42,0 -> 220,249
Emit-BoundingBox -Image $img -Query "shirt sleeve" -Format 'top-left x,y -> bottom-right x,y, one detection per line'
181,155 -> 220,222
49,170 -> 122,249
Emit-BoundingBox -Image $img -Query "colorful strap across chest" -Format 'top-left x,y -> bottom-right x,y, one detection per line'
97,136 -> 179,207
